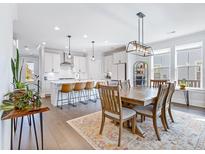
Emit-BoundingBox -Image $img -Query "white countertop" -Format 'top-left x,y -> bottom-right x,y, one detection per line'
50,79 -> 104,85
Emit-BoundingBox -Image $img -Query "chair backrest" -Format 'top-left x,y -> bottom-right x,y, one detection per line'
74,82 -> 86,91
120,79 -> 131,90
154,84 -> 169,115
150,79 -> 169,88
61,84 -> 75,93
99,85 -> 122,118
107,80 -> 120,86
165,82 -> 175,108
85,81 -> 94,89
95,81 -> 107,89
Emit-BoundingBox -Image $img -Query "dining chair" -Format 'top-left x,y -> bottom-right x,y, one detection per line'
150,79 -> 169,88
163,82 -> 175,129
133,84 -> 169,141
94,81 -> 107,99
98,85 -> 136,146
107,80 -> 121,86
119,79 -> 131,90
57,83 -> 75,109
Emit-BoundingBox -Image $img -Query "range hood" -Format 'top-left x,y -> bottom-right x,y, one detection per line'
60,52 -> 73,66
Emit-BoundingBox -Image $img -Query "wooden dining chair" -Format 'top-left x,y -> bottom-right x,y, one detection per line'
107,80 -> 120,86
150,79 -> 169,88
163,82 -> 175,129
133,84 -> 169,141
98,85 -> 136,146
119,79 -> 131,90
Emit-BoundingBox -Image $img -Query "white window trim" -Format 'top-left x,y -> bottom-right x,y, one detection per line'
175,41 -> 203,89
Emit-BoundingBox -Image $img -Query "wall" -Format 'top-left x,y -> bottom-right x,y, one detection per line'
149,31 -> 205,108
0,4 -> 17,150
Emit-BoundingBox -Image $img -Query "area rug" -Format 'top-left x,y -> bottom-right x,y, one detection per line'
67,110 -> 205,150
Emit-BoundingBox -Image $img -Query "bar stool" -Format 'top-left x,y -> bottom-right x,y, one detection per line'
85,81 -> 96,102
73,82 -> 87,105
57,83 -> 75,109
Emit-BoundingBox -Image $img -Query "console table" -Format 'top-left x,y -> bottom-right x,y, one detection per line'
1,106 -> 49,150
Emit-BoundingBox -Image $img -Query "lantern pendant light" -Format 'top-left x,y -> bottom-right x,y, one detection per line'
126,12 -> 153,57
91,41 -> 95,61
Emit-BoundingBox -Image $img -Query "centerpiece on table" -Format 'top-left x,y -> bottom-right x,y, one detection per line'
179,79 -> 187,90
0,49 -> 42,111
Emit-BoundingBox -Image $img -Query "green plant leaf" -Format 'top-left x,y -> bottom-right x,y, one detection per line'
16,48 -> 19,82
11,58 -> 17,83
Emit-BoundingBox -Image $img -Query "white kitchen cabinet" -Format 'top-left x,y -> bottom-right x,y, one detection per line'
113,51 -> 127,64
111,64 -> 118,80
104,55 -> 113,73
44,52 -> 60,73
73,56 -> 87,73
111,64 -> 126,80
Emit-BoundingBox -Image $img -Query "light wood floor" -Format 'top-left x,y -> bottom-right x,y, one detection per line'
12,97 -> 205,150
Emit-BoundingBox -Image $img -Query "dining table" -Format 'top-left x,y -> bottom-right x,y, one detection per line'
119,86 -> 159,137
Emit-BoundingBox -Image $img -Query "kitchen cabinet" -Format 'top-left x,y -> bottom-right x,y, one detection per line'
44,52 -> 60,73
104,55 -> 113,73
111,63 -> 126,80
73,56 -> 87,73
113,51 -> 127,64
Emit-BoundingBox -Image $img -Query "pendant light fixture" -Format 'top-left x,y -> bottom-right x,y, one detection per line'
126,12 -> 153,57
67,35 -> 72,59
91,41 -> 95,61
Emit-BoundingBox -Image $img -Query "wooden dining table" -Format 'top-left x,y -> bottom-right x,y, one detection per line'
119,86 -> 159,137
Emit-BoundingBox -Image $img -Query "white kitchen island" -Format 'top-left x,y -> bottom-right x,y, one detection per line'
50,79 -> 103,106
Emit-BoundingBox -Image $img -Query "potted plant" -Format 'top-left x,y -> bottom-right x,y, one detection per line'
179,79 -> 187,90
0,48 -> 42,111
11,48 -> 26,89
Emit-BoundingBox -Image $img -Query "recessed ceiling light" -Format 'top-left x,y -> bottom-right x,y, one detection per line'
42,42 -> 46,45
83,34 -> 88,38
54,26 -> 60,31
104,40 -> 108,43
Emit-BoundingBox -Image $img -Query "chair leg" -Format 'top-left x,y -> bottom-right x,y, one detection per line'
168,106 -> 174,122
61,92 -> 63,109
99,114 -> 105,135
118,121 -> 123,147
163,109 -> 169,129
160,112 -> 168,131
141,115 -> 144,122
132,116 -> 136,134
153,116 -> 161,141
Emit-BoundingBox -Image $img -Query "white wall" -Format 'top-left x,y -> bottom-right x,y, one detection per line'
149,31 -> 205,108
0,4 -> 17,150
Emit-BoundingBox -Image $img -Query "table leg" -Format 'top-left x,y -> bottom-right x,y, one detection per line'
18,116 -> 24,150
32,114 -> 39,150
14,118 -> 18,132
10,118 -> 13,150
184,91 -> 189,106
27,115 -> 31,126
40,112 -> 44,150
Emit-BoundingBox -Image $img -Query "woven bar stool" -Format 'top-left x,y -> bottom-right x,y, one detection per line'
85,81 -> 96,102
57,83 -> 75,109
73,82 -> 87,105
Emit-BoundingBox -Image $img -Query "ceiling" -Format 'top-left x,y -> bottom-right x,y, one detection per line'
14,3 -> 205,55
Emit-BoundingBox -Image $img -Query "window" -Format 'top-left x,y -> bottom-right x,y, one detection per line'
25,62 -> 35,82
176,42 -> 202,88
152,48 -> 171,80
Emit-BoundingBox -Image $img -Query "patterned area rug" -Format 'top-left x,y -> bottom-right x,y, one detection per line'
67,110 -> 205,150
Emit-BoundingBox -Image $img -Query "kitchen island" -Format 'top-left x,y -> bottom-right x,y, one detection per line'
50,79 -> 104,106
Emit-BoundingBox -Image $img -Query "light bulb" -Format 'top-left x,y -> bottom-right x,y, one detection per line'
68,53 -> 71,59
91,56 -> 95,61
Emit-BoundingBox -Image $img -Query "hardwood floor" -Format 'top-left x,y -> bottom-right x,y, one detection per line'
12,97 -> 205,150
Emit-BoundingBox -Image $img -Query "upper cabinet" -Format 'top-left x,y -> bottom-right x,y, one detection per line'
73,56 -> 87,73
44,52 -> 60,73
113,51 -> 127,64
